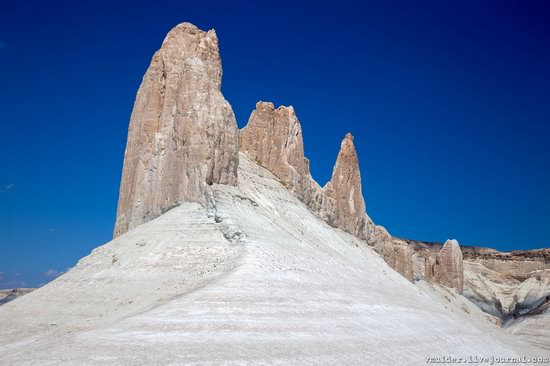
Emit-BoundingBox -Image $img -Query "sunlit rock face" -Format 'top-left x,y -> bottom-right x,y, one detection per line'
113,20 -> 415,282
239,104 -> 413,281
424,255 -> 436,282
383,238 -> 414,282
433,239 -> 464,294
239,101 -> 315,204
322,133 -> 369,239
114,23 -> 239,237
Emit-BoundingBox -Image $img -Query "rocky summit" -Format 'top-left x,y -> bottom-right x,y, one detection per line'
240,101 -> 316,204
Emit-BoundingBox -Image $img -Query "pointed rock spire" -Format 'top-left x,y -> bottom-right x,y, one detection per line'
323,133 -> 368,238
114,23 -> 239,237
434,239 -> 464,293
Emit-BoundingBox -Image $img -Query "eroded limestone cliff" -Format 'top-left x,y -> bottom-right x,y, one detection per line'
408,238 -> 550,323
114,23 -> 239,237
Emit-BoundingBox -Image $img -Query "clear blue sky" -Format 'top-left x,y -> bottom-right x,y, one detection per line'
1,0 -> 549,288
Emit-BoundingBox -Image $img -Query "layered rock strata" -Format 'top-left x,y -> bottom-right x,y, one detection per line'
408,238 -> 550,322
114,23 -> 239,237
383,238 -> 414,281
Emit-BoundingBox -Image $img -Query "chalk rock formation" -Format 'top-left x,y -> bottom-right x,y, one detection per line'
239,104 -> 413,281
113,20 -> 415,282
114,23 -> 239,237
463,248 -> 550,319
322,133 -> 369,239
434,239 -> 464,293
1,152 -> 540,363
383,238 -> 414,282
239,102 -> 315,203
424,255 -> 435,282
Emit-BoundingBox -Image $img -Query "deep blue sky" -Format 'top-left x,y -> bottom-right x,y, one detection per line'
1,0 -> 549,288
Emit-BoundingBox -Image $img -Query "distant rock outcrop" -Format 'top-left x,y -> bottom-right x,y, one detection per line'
114,23 -> 239,237
409,238 -> 550,327
463,248 -> 550,320
424,255 -> 435,282
433,239 -> 464,293
0,288 -> 34,306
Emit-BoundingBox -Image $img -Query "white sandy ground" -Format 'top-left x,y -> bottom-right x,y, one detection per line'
507,311 -> 550,351
0,154 -> 546,365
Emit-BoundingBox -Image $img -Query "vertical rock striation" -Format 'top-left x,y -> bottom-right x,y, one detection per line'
114,23 -> 239,237
239,102 -> 314,203
322,133 -> 368,238
434,239 -> 464,293
114,22 -> 415,281
424,255 -> 436,282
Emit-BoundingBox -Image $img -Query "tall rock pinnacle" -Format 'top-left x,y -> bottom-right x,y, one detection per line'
323,133 -> 368,238
114,23 -> 239,237
434,239 -> 464,293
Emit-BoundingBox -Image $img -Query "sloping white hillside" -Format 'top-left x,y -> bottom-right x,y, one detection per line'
0,154 -> 542,365
507,305 -> 550,351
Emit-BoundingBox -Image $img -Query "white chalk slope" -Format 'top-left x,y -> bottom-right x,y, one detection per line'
0,154 -> 542,365
507,306 -> 550,351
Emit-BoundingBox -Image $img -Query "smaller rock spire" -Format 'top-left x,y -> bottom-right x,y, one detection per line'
323,133 -> 367,237
239,102 -> 312,202
434,239 -> 464,293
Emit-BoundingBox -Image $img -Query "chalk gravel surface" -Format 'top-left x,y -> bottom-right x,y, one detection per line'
0,155 -> 543,365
